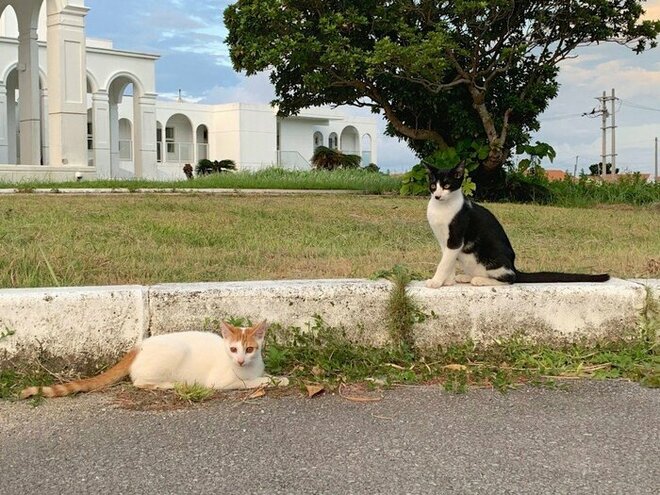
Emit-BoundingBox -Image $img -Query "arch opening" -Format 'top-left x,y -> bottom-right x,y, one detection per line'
313,131 -> 324,150
361,133 -> 372,166
196,124 -> 209,161
328,132 -> 338,150
340,126 -> 359,155
163,113 -> 194,165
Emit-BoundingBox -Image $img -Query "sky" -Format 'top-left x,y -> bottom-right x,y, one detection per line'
84,0 -> 660,175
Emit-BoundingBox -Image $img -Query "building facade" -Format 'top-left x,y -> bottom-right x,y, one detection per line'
0,0 -> 377,182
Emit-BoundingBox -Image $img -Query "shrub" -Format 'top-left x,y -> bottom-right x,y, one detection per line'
588,162 -> 619,176
400,141 -> 484,196
550,172 -> 660,207
195,159 -> 237,176
312,146 -> 361,170
195,159 -> 214,176
212,159 -> 237,173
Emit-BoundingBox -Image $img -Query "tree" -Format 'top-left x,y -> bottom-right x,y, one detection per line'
589,162 -> 619,175
225,0 -> 659,179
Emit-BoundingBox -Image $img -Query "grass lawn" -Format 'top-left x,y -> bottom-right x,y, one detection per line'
1,194 -> 658,289
0,168 -> 401,195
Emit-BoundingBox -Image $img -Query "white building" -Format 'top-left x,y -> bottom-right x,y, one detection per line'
0,0 -> 377,182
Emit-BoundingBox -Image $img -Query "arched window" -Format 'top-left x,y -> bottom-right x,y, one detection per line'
313,131 -> 324,149
328,132 -> 338,150
361,134 -> 372,165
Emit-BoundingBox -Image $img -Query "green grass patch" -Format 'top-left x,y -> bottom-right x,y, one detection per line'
0,168 -> 401,195
549,175 -> 660,207
0,368 -> 53,405
263,322 -> 659,393
174,383 -> 216,403
1,195 -> 657,289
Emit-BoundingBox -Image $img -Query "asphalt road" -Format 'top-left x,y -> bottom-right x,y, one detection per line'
0,381 -> 658,495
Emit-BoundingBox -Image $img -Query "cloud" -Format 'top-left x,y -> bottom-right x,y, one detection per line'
201,71 -> 276,104
534,39 -> 660,174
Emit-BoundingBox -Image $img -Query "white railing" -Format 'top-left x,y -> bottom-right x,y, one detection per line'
361,151 -> 372,166
197,143 -> 209,161
119,139 -> 133,161
277,151 -> 312,171
165,141 -> 194,164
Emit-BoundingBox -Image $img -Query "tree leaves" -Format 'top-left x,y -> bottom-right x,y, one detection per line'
225,0 -> 659,171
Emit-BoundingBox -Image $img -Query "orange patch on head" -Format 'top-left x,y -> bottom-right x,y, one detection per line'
221,321 -> 267,353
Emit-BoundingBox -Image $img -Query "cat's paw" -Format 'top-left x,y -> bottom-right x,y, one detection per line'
426,278 -> 455,288
455,274 -> 473,284
270,376 -> 289,387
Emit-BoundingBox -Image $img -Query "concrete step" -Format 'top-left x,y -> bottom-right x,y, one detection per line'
1,278 -> 657,363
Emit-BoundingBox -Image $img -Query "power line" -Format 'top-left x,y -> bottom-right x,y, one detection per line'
620,100 -> 660,113
539,112 -> 584,122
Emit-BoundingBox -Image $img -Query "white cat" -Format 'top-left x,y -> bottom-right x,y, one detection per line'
20,320 -> 288,399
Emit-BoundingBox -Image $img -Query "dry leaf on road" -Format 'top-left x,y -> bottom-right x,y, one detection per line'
305,384 -> 325,398
245,388 -> 266,400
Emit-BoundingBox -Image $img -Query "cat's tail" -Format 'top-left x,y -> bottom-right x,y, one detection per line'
515,271 -> 610,283
19,348 -> 139,400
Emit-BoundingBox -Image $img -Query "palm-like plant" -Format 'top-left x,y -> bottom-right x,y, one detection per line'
212,159 -> 237,173
195,159 -> 237,175
312,146 -> 361,171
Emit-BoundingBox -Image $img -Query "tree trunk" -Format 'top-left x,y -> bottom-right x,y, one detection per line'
467,86 -> 510,171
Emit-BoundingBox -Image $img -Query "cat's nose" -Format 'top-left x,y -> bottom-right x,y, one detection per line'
237,358 -> 245,366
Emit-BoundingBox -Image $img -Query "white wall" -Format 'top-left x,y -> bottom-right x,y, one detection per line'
238,104 -> 277,170
279,117 -> 319,163
86,46 -> 158,96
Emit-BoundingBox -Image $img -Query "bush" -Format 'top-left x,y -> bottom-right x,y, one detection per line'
400,141 -> 485,196
195,159 -> 237,176
550,173 -> 659,207
312,146 -> 361,170
589,162 -> 619,176
400,141 -> 555,203
195,159 -> 214,176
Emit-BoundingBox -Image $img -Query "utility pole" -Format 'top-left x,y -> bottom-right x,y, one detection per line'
655,137 -> 658,182
574,155 -> 579,177
600,91 -> 607,179
611,88 -> 616,173
594,89 -> 618,179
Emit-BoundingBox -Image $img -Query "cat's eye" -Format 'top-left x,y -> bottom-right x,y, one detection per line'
430,184 -> 437,191
245,347 -> 254,353
230,347 -> 237,353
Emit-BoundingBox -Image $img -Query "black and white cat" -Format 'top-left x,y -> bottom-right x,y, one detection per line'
424,162 -> 610,288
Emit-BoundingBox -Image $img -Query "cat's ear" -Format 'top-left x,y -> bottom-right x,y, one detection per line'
453,161 -> 466,179
251,320 -> 268,340
423,161 -> 436,177
220,321 -> 237,340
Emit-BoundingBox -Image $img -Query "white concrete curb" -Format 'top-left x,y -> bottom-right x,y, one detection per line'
0,278 -> 655,362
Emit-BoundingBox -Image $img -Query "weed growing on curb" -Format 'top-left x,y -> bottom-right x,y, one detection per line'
262,321 -> 659,393
374,265 -> 425,351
